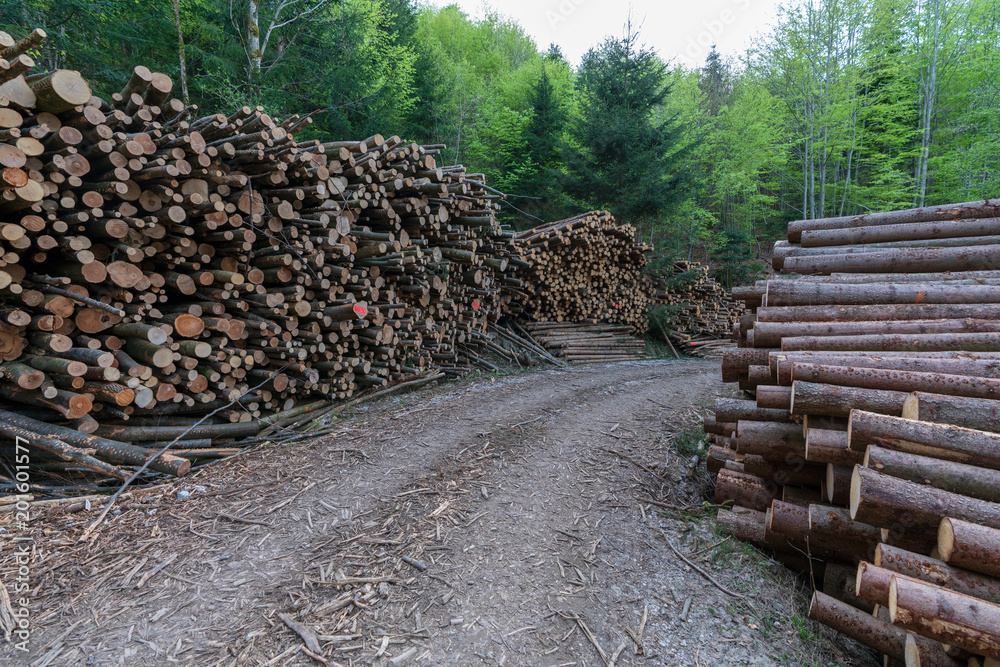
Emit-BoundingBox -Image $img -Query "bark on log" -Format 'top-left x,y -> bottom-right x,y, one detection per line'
792,381 -> 908,418
865,446 -> 1000,503
851,467 -> 1000,535
806,428 -> 864,465
791,364 -> 1000,401
766,282 -> 1000,307
714,469 -> 778,512
717,507 -> 767,543
782,246 -> 1000,275
714,398 -> 793,423
800,217 -> 1000,248
809,504 -> 880,562
787,200 -> 1000,243
903,392 -> 1000,434
783,332 -> 1000,354
877,543 -> 1000,606
736,421 -> 806,460
0,408 -> 189,476
757,303 -> 1000,324
776,354 -> 1000,386
808,591 -> 910,662
888,576 -> 1000,660
756,385 -> 793,410
938,518 -> 1000,581
848,410 -> 1000,469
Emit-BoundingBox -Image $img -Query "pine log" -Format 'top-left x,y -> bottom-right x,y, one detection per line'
736,421 -> 805,460
753,320 -> 1000,349
876,544 -> 1000,606
938,518 -> 1000,581
717,507 -> 767,543
888,576 -> 1000,660
783,246 -> 1000,275
757,303 -> 1000,324
714,469 -> 778,512
0,408 -> 189,476
800,217 -> 1000,247
806,428 -> 864,466
765,281 -> 1000,307
865,447 -> 1000,503
848,410 -> 1000,469
787,200 -> 1000,242
903,392 -> 1000,434
807,591 -> 910,662
775,353 -> 1000,386
791,381 -> 907,418
809,504 -> 880,562
850,467 -> 1000,534
783,332 -> 1000,353
714,398 -> 793,423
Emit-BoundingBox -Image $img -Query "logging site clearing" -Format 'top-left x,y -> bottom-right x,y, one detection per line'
3,361 -> 871,667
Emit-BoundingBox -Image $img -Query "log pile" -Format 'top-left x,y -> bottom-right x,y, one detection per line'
0,29 -> 525,487
706,200 -> 1000,665
510,211 -> 651,332
647,260 -> 743,357
523,321 -> 647,365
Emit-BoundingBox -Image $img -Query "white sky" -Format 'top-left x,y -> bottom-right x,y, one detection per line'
426,0 -> 786,68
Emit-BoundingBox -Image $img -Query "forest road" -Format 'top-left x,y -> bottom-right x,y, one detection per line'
6,360 -> 867,667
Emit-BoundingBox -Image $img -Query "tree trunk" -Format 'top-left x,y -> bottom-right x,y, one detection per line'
782,245 -> 1000,275
791,363 -> 1000,401
783,332 -> 1000,354
850,467 -> 1000,534
938,518 -> 1000,580
889,576 -> 1000,660
736,421 -> 805,460
786,199 -> 1000,243
848,410 -> 1000,469
714,397 -> 793,423
808,591 -> 909,662
714,469 -> 778,512
791,381 -> 908,418
806,428 -> 864,465
905,391 -> 1000,434
865,446 -> 1000,503
877,543 -> 1000,606
171,0 -> 190,104
765,281 -> 1000,307
801,216 -> 1000,247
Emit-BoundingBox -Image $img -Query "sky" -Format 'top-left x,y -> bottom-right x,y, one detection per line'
426,0 -> 786,68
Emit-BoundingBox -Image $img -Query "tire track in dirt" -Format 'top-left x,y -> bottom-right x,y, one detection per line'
4,360 -> 873,667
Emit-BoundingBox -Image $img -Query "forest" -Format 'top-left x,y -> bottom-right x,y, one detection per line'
1,0 -> 998,286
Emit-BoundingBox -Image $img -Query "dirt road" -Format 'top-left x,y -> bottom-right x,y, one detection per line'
3,360 -> 871,666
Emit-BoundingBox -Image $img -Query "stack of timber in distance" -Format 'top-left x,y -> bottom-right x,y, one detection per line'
0,28 -> 525,490
648,260 -> 744,357
523,321 -> 647,364
511,211 -> 651,332
708,198 -> 1000,667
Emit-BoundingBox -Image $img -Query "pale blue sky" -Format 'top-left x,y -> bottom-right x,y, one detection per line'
426,0 -> 786,68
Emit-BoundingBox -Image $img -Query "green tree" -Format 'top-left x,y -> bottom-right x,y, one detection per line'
563,25 -> 690,236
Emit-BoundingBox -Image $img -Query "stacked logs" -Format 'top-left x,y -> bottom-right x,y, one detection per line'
771,198 -> 1000,275
523,321 -> 647,365
0,29 -> 524,485
707,200 -> 1000,666
648,260 -> 743,356
510,211 -> 651,332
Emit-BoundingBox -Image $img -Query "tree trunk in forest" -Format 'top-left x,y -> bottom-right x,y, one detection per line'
172,0 -> 190,103
917,0 -> 942,208
248,0 -> 262,71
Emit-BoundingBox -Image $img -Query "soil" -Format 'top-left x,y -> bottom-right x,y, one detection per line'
1,360 -> 876,667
